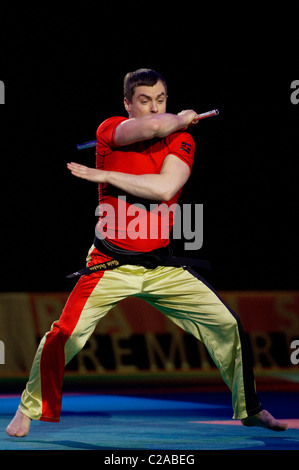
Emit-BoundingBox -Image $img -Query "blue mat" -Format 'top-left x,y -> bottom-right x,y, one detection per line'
1,392 -> 298,450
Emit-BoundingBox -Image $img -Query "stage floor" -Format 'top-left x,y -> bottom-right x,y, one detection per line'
1,391 -> 299,451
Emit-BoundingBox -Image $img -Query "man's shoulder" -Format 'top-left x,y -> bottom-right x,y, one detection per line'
98,116 -> 127,131
96,116 -> 128,146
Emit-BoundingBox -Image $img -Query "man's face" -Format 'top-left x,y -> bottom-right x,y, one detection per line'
124,80 -> 167,118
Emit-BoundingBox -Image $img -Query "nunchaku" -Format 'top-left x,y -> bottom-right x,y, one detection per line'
76,109 -> 219,150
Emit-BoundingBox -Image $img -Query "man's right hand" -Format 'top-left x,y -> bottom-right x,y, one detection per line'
177,110 -> 200,129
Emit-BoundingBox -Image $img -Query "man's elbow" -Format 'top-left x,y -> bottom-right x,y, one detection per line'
159,186 -> 178,202
143,117 -> 161,139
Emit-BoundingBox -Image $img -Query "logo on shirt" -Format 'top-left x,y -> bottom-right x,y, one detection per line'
180,142 -> 191,154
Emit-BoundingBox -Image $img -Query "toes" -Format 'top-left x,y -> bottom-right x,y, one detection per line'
241,410 -> 288,432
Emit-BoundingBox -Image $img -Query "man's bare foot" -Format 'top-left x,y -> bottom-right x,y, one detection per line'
241,409 -> 288,432
6,409 -> 31,437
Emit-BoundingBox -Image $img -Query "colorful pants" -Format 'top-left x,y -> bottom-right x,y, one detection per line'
19,247 -> 263,422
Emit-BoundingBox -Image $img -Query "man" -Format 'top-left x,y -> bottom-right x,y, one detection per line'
7,69 -> 287,437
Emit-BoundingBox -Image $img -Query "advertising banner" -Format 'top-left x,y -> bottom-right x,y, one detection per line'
1,291 -> 299,388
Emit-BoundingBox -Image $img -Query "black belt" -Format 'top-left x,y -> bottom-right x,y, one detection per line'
66,237 -> 211,279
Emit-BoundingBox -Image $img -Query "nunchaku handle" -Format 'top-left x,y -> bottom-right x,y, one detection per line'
193,109 -> 219,121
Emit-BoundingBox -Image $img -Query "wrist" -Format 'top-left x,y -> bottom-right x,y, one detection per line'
102,170 -> 110,184
176,112 -> 189,130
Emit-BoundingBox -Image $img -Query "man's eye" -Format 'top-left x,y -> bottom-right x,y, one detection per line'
141,100 -> 148,105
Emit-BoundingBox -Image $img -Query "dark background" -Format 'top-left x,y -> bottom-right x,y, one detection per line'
0,5 -> 298,292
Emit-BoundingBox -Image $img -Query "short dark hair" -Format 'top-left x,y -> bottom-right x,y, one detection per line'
123,68 -> 168,103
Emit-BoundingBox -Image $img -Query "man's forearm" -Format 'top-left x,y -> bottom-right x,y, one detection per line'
67,163 -> 168,200
104,171 -> 170,201
114,110 -> 198,146
67,154 -> 190,202
150,113 -> 189,138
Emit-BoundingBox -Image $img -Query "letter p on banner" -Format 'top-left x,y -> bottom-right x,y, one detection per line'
0,81 -> 4,104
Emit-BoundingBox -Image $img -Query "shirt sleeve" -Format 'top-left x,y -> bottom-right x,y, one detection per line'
96,116 -> 127,152
166,131 -> 196,171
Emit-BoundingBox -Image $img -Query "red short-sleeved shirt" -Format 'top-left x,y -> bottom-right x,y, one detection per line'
95,116 -> 195,252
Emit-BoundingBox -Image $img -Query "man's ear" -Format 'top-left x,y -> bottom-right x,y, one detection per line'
124,98 -> 131,114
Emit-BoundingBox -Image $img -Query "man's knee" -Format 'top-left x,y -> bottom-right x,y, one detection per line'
220,307 -> 240,333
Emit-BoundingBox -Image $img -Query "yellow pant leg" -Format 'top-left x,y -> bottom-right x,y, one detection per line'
141,266 -> 262,419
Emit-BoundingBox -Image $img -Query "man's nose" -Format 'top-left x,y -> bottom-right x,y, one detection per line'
150,101 -> 158,113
